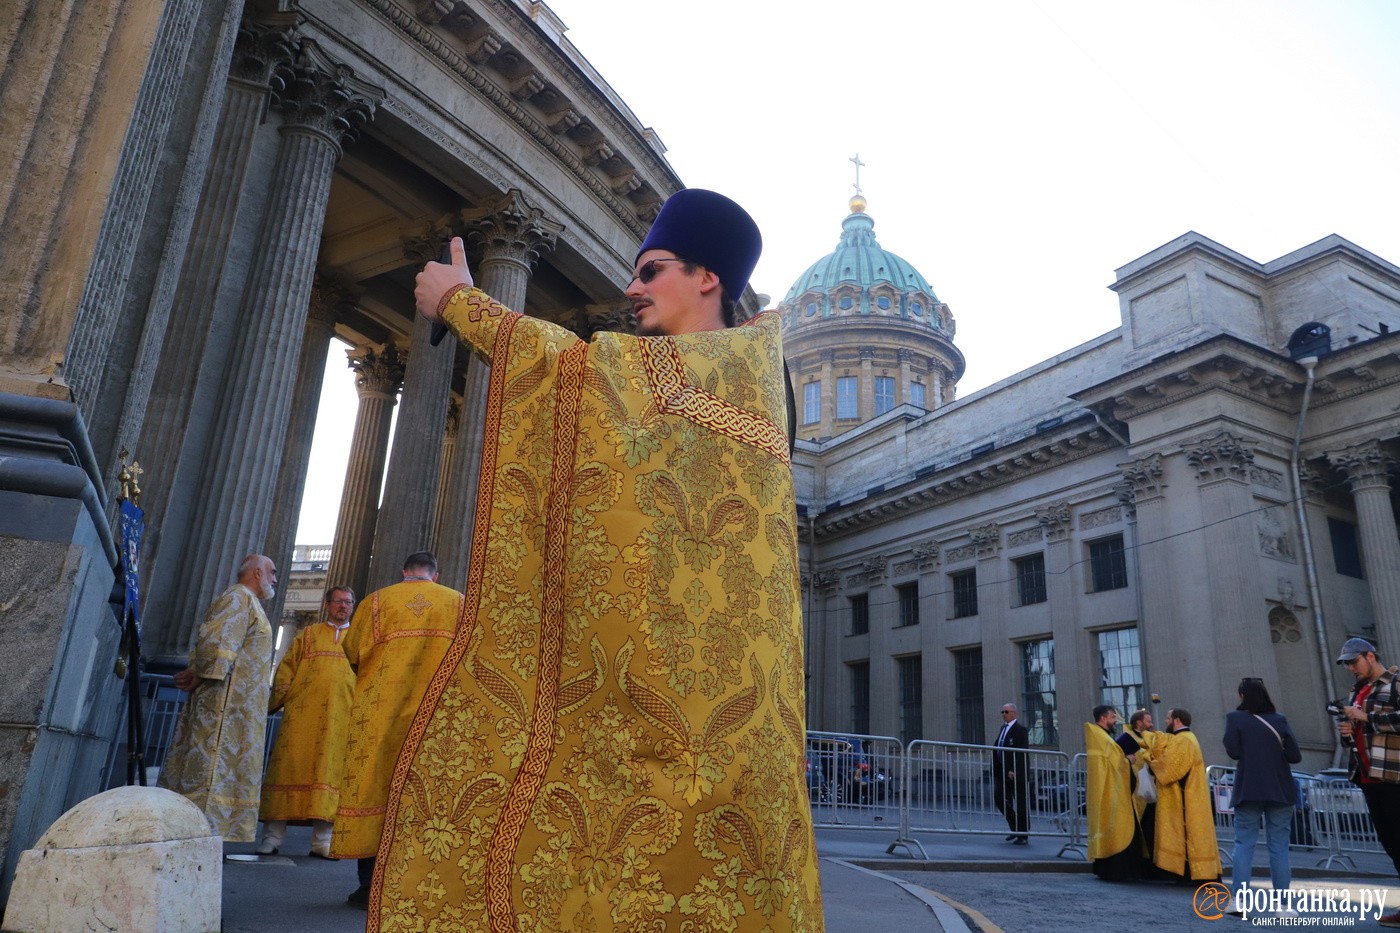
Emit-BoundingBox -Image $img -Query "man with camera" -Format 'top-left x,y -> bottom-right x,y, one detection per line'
1338,636 -> 1400,925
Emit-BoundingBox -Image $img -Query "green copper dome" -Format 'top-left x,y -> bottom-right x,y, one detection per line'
781,197 -> 947,330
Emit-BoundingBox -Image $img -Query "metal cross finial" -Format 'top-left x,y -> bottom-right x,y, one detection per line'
850,153 -> 866,195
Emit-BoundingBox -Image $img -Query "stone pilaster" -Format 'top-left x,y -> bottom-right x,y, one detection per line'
434,191 -> 562,587
154,44 -> 383,657
434,399 -> 461,538
367,308 -> 459,590
819,349 -> 836,434
1184,431 -> 1270,702
263,278 -> 353,626
325,347 -> 405,602
137,20 -> 295,604
1118,453 -> 1176,713
897,347 -> 914,406
1329,441 -> 1400,656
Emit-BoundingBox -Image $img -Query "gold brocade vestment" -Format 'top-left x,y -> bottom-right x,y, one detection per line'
1084,722 -> 1136,862
259,620 -> 355,823
370,289 -> 823,932
332,580 -> 465,858
1149,729 -> 1221,880
158,583 -> 272,842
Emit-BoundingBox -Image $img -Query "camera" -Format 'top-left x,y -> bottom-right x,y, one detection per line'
1327,702 -> 1348,722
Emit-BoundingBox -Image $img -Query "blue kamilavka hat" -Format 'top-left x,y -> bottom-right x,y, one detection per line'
636,189 -> 762,301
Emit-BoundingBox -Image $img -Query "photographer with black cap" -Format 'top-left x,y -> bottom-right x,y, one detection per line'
1338,636 -> 1400,925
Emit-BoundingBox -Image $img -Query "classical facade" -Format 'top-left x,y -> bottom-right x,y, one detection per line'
0,0 -> 711,893
792,218 -> 1400,772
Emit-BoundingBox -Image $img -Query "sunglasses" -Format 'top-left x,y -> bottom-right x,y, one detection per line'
631,257 -> 688,285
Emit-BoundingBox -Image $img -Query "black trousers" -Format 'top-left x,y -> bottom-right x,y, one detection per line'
994,772 -> 1029,835
357,856 -> 375,889
1362,781 -> 1400,877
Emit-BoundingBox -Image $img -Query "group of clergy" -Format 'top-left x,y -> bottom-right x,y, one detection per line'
157,549 -> 462,909
1085,703 -> 1221,883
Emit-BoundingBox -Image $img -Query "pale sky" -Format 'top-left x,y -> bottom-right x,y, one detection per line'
296,0 -> 1400,544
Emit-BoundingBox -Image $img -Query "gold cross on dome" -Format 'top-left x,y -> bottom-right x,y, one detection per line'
850,153 -> 865,196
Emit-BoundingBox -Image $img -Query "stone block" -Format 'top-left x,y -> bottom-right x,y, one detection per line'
2,786 -> 221,933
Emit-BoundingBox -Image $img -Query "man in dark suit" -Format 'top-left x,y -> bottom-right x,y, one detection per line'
993,703 -> 1031,844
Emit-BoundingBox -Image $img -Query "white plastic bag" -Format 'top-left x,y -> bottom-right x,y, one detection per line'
1135,762 -> 1158,802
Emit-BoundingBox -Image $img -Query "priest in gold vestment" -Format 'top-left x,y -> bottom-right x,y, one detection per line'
1085,708 -> 1146,881
158,554 -> 276,842
1149,708 -> 1221,881
257,585 -> 357,857
373,189 -> 823,932
333,553 -> 466,906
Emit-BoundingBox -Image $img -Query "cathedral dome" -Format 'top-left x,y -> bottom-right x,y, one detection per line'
779,196 -> 965,441
781,196 -> 949,334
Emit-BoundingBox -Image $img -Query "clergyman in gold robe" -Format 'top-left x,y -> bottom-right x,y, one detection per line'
332,552 -> 464,908
158,554 -> 276,842
376,189 -> 824,932
257,585 -> 357,857
1085,706 -> 1148,881
1149,707 -> 1221,882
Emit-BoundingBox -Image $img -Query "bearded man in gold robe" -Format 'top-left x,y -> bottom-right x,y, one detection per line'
369,189 -> 823,932
257,585 -> 357,857
1149,707 -> 1221,881
158,554 -> 276,842
1085,705 -> 1148,881
332,552 -> 465,908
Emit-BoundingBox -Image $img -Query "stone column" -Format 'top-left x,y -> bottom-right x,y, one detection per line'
325,347 -> 404,602
929,361 -> 944,409
434,191 -> 562,588
897,348 -> 914,406
1119,454 -> 1177,715
434,400 -> 460,539
154,43 -> 383,657
263,279 -> 352,627
858,346 -> 874,419
1329,441 -> 1400,655
818,349 -> 835,436
1036,501 -> 1083,746
138,22 -> 296,530
1184,431 -> 1272,707
366,307 -> 459,591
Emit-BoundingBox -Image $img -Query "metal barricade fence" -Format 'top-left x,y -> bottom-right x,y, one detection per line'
804,731 -> 903,831
103,673 -> 283,789
903,739 -> 1082,859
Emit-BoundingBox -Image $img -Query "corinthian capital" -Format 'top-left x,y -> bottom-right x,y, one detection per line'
1119,453 -> 1166,500
460,190 -> 564,267
230,19 -> 297,89
1328,440 -> 1396,493
347,345 -> 405,398
309,270 -> 362,328
276,39 -> 385,148
1184,430 -> 1254,483
1035,501 -> 1071,542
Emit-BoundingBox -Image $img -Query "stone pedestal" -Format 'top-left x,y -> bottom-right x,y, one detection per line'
3,786 -> 221,933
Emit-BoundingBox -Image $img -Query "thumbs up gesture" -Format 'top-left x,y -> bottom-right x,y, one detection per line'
415,236 -> 474,324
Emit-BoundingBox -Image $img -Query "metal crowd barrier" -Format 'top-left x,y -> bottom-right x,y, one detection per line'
1205,764 -> 1376,871
102,673 -> 283,789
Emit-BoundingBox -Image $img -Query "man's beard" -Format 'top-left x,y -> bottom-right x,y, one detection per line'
259,583 -> 276,600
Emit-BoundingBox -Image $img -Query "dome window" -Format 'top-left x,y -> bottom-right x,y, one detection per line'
910,301 -> 922,316
805,301 -> 818,317
839,296 -> 853,310
877,295 -> 891,310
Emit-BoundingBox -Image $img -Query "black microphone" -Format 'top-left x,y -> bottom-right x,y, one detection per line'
429,241 -> 451,347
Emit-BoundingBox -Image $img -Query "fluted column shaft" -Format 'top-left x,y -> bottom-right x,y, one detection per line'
819,351 -> 835,434
435,255 -> 532,587
139,36 -> 292,532
263,300 -> 340,627
156,124 -> 344,657
434,191 -> 561,588
1331,442 -> 1400,655
366,310 -> 457,590
326,349 -> 403,602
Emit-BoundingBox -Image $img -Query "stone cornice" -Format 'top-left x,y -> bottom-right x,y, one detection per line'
811,425 -> 1118,538
352,0 -> 674,238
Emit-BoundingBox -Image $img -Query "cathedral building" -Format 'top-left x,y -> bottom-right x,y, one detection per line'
0,0 -> 715,893
787,200 -> 1400,771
